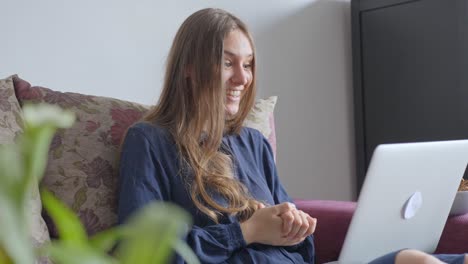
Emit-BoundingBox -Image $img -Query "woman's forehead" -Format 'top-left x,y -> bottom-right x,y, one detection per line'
223,30 -> 253,58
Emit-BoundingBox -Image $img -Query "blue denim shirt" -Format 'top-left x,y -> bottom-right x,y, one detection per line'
118,122 -> 315,264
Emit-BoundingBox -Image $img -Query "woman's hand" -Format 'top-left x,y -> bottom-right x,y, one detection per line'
239,202 -> 315,246
257,202 -> 317,241
279,206 -> 316,241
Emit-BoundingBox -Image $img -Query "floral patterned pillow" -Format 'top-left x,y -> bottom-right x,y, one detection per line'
14,76 -> 147,236
13,75 -> 277,236
0,75 -> 51,263
244,96 -> 277,159
0,75 -> 23,143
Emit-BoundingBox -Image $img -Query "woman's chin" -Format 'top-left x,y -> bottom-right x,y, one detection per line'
225,106 -> 239,117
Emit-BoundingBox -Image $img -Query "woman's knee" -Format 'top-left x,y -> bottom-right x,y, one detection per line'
396,249 -> 444,264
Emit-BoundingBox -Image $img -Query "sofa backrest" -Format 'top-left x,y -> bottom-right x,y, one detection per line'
0,75 -> 51,264
12,75 -> 278,237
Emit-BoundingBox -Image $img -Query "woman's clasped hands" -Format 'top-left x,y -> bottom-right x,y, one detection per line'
240,202 -> 317,246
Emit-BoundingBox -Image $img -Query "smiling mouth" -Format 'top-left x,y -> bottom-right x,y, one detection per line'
227,90 -> 241,97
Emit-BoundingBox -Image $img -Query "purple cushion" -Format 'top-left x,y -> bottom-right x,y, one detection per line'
436,214 -> 468,254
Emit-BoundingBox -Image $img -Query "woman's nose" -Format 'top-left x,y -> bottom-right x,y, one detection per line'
231,65 -> 248,86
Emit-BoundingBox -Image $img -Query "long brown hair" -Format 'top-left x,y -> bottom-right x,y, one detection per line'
144,8 -> 258,222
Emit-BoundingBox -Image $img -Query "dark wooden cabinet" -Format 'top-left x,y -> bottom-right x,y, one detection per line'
352,0 -> 468,192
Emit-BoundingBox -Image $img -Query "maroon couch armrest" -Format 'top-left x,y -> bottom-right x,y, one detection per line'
435,214 -> 468,254
295,199 -> 356,264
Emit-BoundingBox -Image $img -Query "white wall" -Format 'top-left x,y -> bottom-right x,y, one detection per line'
0,0 -> 355,200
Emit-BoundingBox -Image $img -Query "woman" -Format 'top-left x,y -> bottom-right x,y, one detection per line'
118,8 -> 467,264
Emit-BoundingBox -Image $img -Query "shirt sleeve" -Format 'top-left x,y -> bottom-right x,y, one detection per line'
118,127 -> 168,222
117,125 -> 246,263
186,223 -> 246,262
258,132 -> 316,263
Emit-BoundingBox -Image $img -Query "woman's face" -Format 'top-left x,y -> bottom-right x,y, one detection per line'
222,29 -> 253,116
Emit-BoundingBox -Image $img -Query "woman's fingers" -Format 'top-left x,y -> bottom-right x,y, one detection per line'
285,209 -> 302,239
280,209 -> 317,241
292,211 -> 310,239
274,202 -> 296,215
306,215 -> 317,236
258,203 -> 317,246
280,211 -> 294,234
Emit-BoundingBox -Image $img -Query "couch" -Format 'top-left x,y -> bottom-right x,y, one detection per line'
1,74 -> 467,264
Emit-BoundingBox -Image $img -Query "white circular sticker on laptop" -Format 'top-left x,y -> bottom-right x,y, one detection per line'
403,191 -> 423,220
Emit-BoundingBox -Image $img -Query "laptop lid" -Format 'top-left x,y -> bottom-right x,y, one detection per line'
338,140 -> 468,264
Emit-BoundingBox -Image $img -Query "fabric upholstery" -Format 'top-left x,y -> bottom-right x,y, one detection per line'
244,96 -> 277,158
436,213 -> 468,253
12,75 -> 277,237
0,75 -> 51,263
0,75 -> 23,144
14,76 -> 149,236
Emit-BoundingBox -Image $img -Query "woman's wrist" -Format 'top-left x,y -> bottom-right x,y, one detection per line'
240,221 -> 254,245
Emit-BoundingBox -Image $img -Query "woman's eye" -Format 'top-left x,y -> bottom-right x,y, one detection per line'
243,64 -> 252,69
224,61 -> 232,67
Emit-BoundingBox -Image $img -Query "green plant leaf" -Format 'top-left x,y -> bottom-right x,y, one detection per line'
22,103 -> 75,129
45,241 -> 116,264
89,227 -> 124,253
173,239 -> 200,264
0,145 -> 34,264
117,202 -> 196,264
0,145 -> 23,199
41,189 -> 88,244
0,198 -> 34,264
21,125 -> 56,184
21,104 -> 74,182
0,246 -> 13,264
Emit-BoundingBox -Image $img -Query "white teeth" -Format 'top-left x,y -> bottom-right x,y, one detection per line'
227,90 -> 241,97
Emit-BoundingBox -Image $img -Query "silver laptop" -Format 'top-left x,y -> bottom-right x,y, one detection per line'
332,140 -> 468,264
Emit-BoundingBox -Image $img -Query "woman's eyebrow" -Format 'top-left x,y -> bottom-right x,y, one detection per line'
223,50 -> 253,58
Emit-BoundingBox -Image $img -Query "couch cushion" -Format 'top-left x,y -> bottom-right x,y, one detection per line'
0,75 -> 51,263
14,76 -> 148,236
0,75 -> 23,143
244,96 -> 277,159
13,75 -> 277,236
